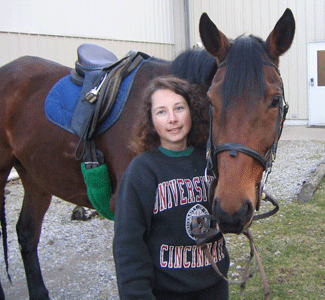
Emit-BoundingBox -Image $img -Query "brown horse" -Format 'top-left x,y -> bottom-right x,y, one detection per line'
0,44 -> 216,300
200,8 -> 295,234
0,8 -> 294,300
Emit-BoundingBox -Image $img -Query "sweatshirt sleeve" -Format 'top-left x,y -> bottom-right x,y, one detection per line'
113,170 -> 156,300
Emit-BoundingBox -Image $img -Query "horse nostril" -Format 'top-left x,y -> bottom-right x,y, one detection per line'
241,200 -> 253,224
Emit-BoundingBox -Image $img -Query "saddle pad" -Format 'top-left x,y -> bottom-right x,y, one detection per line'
45,60 -> 144,137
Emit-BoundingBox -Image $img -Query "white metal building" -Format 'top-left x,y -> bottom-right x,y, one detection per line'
1,0 -> 325,126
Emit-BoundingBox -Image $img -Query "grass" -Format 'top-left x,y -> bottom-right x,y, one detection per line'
227,178 -> 325,299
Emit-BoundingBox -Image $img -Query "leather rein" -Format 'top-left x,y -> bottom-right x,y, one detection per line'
192,60 -> 288,299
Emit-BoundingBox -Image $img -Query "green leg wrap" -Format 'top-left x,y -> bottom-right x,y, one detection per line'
81,162 -> 114,220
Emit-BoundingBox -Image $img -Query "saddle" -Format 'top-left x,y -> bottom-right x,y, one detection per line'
68,44 -> 148,166
70,43 -> 119,86
70,43 -> 149,144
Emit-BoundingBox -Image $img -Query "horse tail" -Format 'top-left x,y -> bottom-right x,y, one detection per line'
1,196 -> 12,284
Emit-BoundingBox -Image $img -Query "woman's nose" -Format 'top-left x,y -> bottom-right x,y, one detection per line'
169,111 -> 178,123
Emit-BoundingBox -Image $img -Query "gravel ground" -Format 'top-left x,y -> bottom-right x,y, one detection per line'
0,139 -> 324,300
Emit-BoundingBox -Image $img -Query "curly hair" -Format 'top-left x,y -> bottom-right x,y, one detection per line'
129,76 -> 209,155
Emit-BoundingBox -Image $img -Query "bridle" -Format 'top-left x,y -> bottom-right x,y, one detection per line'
192,60 -> 289,299
205,60 -> 288,216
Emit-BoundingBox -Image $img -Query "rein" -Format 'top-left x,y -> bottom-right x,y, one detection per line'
196,60 -> 288,299
192,217 -> 270,299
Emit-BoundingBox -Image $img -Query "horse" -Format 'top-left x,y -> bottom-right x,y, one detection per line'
200,8 -> 295,234
0,8 -> 294,300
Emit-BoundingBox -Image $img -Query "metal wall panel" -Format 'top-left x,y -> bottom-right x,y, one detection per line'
0,0 -> 177,67
0,32 -> 175,68
1,0 -> 174,43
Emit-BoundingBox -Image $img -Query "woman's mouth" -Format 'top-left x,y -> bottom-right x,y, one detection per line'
168,127 -> 182,133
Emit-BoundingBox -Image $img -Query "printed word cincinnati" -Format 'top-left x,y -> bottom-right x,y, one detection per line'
160,238 -> 225,269
154,175 -> 214,214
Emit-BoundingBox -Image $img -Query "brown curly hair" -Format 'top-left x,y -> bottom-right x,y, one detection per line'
129,76 -> 209,155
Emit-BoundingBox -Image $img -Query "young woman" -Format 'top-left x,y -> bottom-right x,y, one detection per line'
113,76 -> 229,299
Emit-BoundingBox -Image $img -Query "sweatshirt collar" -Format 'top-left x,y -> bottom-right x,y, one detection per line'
158,145 -> 194,157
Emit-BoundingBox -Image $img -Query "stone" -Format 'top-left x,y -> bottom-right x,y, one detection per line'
298,163 -> 325,203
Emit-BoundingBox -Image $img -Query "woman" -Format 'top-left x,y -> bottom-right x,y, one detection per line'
113,76 -> 229,299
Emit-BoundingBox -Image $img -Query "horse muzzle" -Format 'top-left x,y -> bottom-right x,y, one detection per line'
212,197 -> 253,234
208,178 -> 254,234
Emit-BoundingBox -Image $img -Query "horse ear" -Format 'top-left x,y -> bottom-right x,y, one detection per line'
199,13 -> 230,62
266,8 -> 295,60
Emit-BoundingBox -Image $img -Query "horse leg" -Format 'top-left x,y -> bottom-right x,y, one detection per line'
0,146 -> 16,299
15,164 -> 52,300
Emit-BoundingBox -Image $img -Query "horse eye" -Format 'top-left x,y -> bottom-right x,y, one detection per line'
269,96 -> 281,108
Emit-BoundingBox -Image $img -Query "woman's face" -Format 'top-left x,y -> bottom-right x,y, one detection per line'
151,89 -> 192,151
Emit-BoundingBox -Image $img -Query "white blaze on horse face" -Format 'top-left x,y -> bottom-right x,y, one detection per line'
151,89 -> 192,151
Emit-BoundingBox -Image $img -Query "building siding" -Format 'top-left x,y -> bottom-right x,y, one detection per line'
0,0 -> 177,66
0,32 -> 175,67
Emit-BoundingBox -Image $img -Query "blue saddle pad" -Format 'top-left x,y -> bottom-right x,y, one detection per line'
45,61 -> 144,137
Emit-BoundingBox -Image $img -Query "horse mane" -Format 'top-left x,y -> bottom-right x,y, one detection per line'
170,49 -> 217,89
222,35 -> 267,111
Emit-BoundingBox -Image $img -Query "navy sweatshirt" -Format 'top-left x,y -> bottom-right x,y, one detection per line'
113,146 -> 229,299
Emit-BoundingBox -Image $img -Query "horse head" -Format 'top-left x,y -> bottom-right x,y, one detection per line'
199,9 -> 295,234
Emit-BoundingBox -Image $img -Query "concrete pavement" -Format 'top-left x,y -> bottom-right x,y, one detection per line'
280,126 -> 325,203
281,125 -> 325,141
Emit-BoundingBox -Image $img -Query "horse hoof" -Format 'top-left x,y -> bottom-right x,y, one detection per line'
71,206 -> 87,221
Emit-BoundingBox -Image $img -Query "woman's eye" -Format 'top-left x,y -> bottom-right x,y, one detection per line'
270,97 -> 281,108
157,110 -> 165,115
175,106 -> 184,111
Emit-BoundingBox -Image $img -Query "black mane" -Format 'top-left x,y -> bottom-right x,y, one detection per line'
170,49 -> 217,88
222,35 -> 267,110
